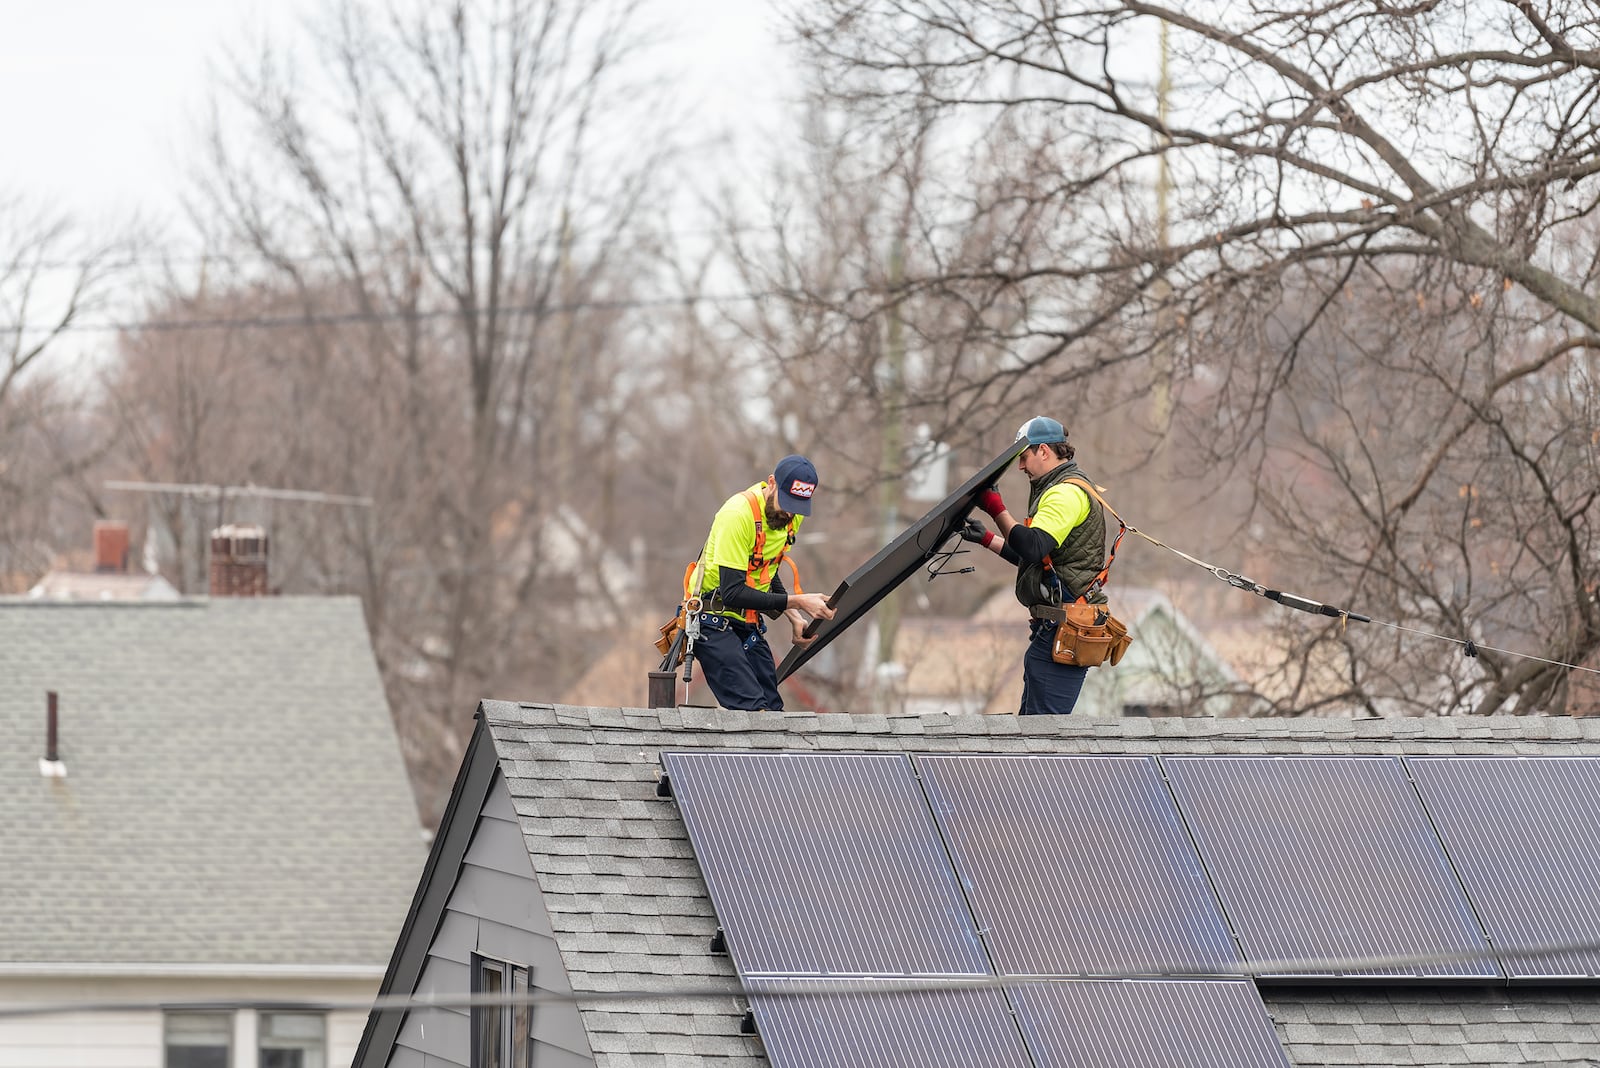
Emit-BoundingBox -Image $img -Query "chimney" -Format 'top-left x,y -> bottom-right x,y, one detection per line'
209,524 -> 270,597
40,691 -> 66,779
94,520 -> 130,573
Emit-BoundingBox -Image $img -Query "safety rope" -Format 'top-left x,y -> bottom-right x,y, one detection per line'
1062,486 -> 1600,679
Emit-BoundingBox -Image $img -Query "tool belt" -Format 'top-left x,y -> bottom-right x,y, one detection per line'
654,607 -> 686,659
1032,601 -> 1132,669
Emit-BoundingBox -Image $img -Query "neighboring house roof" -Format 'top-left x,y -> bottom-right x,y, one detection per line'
358,703 -> 1600,1068
27,570 -> 180,601
0,597 -> 425,970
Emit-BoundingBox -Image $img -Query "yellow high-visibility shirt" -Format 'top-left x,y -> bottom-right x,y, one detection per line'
697,482 -> 803,619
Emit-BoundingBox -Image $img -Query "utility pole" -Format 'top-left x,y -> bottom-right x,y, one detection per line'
874,234 -> 906,714
1152,19 -> 1175,441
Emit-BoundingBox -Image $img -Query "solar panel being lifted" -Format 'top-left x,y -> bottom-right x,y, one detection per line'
776,437 -> 1029,682
747,981 -> 1030,1068
659,751 -> 990,977
1409,756 -> 1600,980
1010,979 -> 1292,1068
1162,755 -> 1498,980
917,755 -> 1240,977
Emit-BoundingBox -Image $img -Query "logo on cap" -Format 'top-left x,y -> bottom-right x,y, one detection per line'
788,479 -> 816,499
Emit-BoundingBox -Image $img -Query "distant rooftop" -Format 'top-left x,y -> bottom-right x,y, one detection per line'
0,596 -> 425,970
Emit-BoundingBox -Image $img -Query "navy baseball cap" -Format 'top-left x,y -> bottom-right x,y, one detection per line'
773,454 -> 818,515
1015,416 -> 1067,445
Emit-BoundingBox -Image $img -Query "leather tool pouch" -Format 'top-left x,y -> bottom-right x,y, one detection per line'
654,607 -> 685,657
1050,601 -> 1134,668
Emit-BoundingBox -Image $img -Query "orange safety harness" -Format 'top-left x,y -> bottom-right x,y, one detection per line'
682,486 -> 802,624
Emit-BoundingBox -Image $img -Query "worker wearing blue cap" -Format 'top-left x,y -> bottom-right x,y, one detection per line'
689,455 -> 836,710
962,417 -> 1108,714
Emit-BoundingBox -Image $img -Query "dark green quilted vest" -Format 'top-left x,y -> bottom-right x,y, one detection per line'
1014,461 -> 1108,607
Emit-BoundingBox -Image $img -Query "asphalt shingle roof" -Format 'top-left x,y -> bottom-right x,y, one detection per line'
0,597 -> 425,967
480,701 -> 1600,1068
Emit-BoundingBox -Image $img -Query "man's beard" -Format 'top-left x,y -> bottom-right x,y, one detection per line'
765,504 -> 791,527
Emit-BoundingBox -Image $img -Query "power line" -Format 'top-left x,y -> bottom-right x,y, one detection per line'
1082,490 -> 1600,681
0,290 -> 779,338
6,934 -> 1600,1020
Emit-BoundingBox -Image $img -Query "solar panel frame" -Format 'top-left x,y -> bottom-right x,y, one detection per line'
1408,755 -> 1600,981
660,750 -> 991,977
776,438 -> 1028,682
747,980 -> 1032,1068
916,754 -> 1241,977
1162,755 -> 1499,981
1009,979 -> 1292,1068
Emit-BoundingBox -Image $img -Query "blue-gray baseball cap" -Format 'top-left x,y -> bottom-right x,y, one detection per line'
1015,416 -> 1067,445
773,454 -> 818,515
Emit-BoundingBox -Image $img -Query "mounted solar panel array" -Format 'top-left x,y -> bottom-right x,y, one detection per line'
1410,756 -> 1600,980
746,981 -> 1031,1068
747,979 -> 1291,1068
917,754 -> 1240,977
663,750 -> 1600,1068
663,751 -> 1291,1068
1011,979 -> 1291,1068
659,751 -> 987,977
1163,755 -> 1498,980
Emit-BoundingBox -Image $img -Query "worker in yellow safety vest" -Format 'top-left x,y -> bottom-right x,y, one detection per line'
689,455 -> 836,710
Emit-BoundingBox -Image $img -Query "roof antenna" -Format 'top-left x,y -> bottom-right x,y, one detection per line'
40,691 -> 67,779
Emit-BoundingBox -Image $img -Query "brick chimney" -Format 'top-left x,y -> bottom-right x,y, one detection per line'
94,520 -> 130,573
209,524 -> 269,597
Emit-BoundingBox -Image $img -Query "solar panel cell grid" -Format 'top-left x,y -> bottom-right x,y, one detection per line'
1011,979 -> 1292,1068
748,981 -> 1031,1068
1409,756 -> 1600,980
917,754 -> 1240,976
660,750 -> 990,977
1162,755 -> 1498,980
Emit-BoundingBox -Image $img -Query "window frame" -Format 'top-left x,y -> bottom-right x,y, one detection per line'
471,953 -> 532,1068
163,1009 -> 234,1068
257,1009 -> 328,1068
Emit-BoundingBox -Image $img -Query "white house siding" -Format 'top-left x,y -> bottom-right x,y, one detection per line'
0,976 -> 376,1068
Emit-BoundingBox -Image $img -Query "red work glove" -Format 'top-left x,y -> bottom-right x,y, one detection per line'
976,488 -> 1006,518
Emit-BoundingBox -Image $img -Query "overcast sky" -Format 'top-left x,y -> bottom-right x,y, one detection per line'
1,0 -> 797,235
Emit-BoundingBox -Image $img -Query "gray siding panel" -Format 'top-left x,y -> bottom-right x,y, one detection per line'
451,861 -> 543,930
533,1042 -> 599,1068
397,1007 -> 470,1064
429,911 -> 477,966
384,1045 -> 424,1068
465,813 -> 540,879
416,956 -> 471,1001
476,916 -> 543,967
538,998 -> 593,1059
482,778 -> 520,820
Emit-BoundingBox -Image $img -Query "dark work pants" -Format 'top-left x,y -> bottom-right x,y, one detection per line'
695,616 -> 784,711
1020,619 -> 1089,715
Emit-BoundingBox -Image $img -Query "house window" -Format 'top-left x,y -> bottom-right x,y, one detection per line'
165,1012 -> 231,1068
472,954 -> 532,1068
259,1012 -> 326,1068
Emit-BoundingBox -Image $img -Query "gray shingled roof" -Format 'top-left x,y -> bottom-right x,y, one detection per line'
0,597 -> 425,968
480,702 -> 1600,1068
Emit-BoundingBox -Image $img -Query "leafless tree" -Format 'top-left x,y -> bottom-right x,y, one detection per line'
172,0 -> 675,817
0,195 -> 121,586
790,0 -> 1600,715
